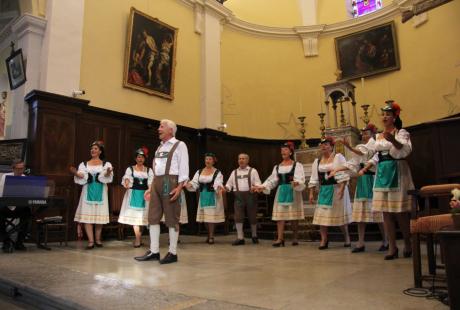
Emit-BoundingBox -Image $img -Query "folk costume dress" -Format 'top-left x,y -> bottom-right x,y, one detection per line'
262,162 -> 305,221
368,129 -> 414,213
188,169 -> 225,223
309,154 -> 352,226
74,162 -> 113,224
343,139 -> 383,223
118,166 -> 153,226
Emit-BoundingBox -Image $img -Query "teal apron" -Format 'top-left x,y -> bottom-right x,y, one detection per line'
355,174 -> 374,200
375,160 -> 399,191
276,163 -> 297,206
129,189 -> 146,209
86,174 -> 103,204
200,187 -> 216,209
277,183 -> 294,205
318,184 -> 334,208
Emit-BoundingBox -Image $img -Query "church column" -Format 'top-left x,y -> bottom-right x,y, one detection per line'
39,0 -> 85,95
194,0 -> 232,129
8,14 -> 46,139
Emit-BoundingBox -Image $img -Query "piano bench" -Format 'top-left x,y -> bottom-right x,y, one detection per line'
36,217 -> 68,250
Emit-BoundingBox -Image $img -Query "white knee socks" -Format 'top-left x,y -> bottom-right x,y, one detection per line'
149,224 -> 160,253
168,227 -> 179,255
236,223 -> 244,239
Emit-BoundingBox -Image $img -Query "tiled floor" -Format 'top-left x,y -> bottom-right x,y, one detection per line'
0,235 -> 448,310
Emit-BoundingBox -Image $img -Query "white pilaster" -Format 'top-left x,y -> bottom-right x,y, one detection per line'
39,0 -> 85,96
195,0 -> 232,129
297,0 -> 320,57
9,14 -> 46,139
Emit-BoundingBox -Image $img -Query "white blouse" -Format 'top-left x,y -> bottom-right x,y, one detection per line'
188,169 -> 224,192
74,162 -> 113,185
121,166 -> 153,188
308,153 -> 349,188
368,129 -> 412,165
343,138 -> 377,174
262,162 -> 305,192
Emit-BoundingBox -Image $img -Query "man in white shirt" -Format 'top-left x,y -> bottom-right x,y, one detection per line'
225,153 -> 261,245
0,160 -> 28,253
135,119 -> 189,264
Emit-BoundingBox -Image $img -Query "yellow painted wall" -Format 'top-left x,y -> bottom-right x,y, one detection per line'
80,0 -> 201,129
221,0 -> 460,139
225,0 -> 302,27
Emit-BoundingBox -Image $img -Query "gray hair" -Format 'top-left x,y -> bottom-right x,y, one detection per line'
238,153 -> 250,160
160,119 -> 177,136
11,159 -> 25,168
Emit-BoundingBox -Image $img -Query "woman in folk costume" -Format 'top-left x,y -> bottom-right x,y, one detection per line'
71,141 -> 113,249
257,142 -> 305,247
118,147 -> 153,247
186,153 -> 225,244
308,137 -> 352,250
331,124 -> 388,253
367,101 -> 414,260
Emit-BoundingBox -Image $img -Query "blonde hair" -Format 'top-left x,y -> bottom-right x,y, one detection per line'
160,119 -> 177,136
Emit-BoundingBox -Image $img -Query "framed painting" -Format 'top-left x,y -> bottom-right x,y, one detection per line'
5,48 -> 27,90
123,7 -> 178,100
0,139 -> 27,172
335,22 -> 400,80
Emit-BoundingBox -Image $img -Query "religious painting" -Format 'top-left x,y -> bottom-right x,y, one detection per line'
5,48 -> 26,90
334,22 -> 400,80
123,7 -> 178,100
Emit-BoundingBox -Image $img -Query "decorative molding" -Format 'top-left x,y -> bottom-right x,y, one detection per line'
179,0 -> 414,55
11,13 -> 46,40
295,25 -> 325,57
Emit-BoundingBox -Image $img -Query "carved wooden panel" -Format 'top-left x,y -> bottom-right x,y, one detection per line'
40,114 -> 76,175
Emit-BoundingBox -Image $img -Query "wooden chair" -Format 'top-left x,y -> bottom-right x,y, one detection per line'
35,197 -> 69,250
409,183 -> 460,288
104,185 -> 126,240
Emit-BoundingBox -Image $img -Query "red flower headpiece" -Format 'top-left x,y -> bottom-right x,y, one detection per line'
320,136 -> 335,146
136,146 -> 149,158
382,100 -> 401,117
361,123 -> 378,134
91,140 -> 104,148
281,141 -> 295,152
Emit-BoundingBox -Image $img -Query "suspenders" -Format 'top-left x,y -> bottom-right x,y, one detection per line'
234,168 -> 252,192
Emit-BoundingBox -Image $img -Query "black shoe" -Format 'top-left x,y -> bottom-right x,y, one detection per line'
86,243 -> 95,250
251,237 -> 259,244
318,241 -> 329,250
292,241 -> 299,246
232,239 -> 245,246
206,237 -> 215,245
344,243 -> 351,248
378,244 -> 389,252
14,243 -> 27,251
134,250 -> 160,261
272,240 -> 285,247
2,240 -> 13,253
384,248 -> 399,260
160,252 -> 178,264
95,243 -> 103,248
352,246 -> 365,253
403,250 -> 412,258
133,242 -> 143,248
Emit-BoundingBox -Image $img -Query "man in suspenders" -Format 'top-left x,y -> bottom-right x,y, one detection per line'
135,119 -> 189,264
225,153 -> 261,245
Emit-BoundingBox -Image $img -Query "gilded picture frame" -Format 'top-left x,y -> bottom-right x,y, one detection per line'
123,7 -> 178,100
334,21 -> 400,80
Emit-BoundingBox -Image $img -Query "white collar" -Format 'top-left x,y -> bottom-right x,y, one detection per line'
160,137 -> 178,145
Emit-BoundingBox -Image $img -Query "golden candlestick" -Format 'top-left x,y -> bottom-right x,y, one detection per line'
297,116 -> 308,149
339,98 -> 346,127
318,113 -> 326,139
360,104 -> 370,125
